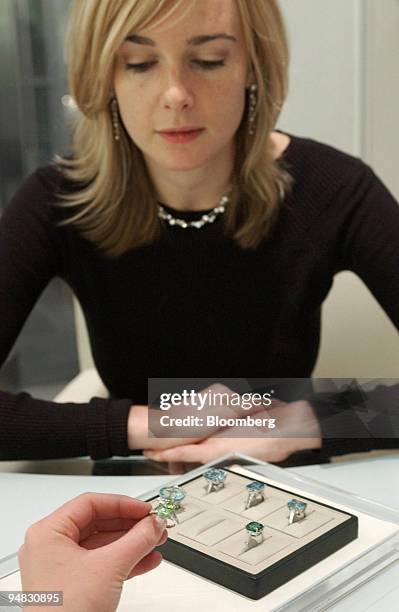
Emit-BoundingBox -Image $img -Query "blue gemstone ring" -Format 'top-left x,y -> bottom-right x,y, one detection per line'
159,485 -> 186,509
245,481 -> 266,510
203,468 -> 227,494
287,499 -> 307,525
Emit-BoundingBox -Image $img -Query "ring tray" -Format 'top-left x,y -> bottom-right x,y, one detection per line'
147,468 -> 358,599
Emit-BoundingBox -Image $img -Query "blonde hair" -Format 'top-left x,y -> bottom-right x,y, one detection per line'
54,0 -> 293,257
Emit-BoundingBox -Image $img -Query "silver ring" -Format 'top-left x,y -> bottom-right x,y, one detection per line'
151,499 -> 179,527
245,481 -> 266,509
245,521 -> 264,547
287,499 -> 307,525
203,468 -> 227,494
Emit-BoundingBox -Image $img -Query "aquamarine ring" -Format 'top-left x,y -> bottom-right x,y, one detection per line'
203,468 -> 227,494
245,521 -> 264,546
159,485 -> 186,509
287,499 -> 307,525
245,481 -> 266,509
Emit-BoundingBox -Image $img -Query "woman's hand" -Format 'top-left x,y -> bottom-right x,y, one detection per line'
127,383 -> 269,451
18,493 -> 168,612
128,404 -> 206,451
143,400 -> 322,464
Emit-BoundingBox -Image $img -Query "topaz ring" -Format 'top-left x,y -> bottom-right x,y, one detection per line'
150,485 -> 187,528
245,481 -> 266,509
159,485 -> 186,510
245,521 -> 264,547
203,468 -> 227,494
287,499 -> 307,525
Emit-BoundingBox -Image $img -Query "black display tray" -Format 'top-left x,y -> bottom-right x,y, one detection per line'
151,468 -> 358,600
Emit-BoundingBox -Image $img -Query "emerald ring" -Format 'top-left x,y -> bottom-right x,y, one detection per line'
203,468 -> 227,494
287,499 -> 307,525
245,481 -> 266,509
151,498 -> 179,528
245,521 -> 264,546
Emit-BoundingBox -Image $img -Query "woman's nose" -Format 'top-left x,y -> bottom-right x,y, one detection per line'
161,69 -> 194,110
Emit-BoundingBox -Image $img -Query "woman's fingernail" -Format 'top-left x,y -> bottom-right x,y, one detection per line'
153,515 -> 167,530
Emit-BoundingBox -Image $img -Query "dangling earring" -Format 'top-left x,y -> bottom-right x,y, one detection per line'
247,83 -> 258,136
110,97 -> 120,141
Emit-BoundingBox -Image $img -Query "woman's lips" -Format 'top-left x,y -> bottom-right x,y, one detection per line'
157,129 -> 205,144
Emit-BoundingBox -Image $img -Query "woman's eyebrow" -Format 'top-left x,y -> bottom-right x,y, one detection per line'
124,33 -> 237,46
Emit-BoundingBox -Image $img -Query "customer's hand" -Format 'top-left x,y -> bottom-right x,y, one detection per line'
128,383 -> 268,451
143,400 -> 322,464
18,493 -> 168,612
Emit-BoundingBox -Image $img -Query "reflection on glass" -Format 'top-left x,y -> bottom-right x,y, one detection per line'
0,0 -> 78,393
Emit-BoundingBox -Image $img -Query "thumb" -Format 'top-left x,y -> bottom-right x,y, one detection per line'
98,513 -> 167,575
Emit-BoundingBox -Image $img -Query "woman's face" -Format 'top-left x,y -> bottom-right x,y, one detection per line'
113,0 -> 251,173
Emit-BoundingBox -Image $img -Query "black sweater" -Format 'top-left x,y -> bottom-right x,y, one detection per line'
1,132 -> 398,460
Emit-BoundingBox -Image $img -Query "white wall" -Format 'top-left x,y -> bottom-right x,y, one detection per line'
278,0 -> 399,377
74,298 -> 94,370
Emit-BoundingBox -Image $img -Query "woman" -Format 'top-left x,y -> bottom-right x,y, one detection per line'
0,0 -> 398,463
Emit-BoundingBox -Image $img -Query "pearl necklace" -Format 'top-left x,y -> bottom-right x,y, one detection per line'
158,194 -> 230,229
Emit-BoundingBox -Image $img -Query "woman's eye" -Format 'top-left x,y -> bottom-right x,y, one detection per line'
125,61 -> 156,73
125,60 -> 226,73
194,60 -> 226,70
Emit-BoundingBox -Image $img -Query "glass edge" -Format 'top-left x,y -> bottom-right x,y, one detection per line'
275,535 -> 399,611
137,452 -> 399,522
0,553 -> 19,581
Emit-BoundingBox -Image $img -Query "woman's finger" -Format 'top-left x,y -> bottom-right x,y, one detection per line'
125,550 -> 163,580
39,493 -> 152,541
145,444 -> 208,463
80,529 -> 128,549
80,526 -> 168,551
79,517 -> 139,542
95,514 -> 167,575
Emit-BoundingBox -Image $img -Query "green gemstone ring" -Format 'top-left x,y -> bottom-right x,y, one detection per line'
151,498 -> 179,527
245,521 -> 264,546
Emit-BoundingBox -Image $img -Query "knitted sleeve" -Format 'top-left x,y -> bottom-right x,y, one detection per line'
308,161 -> 399,455
335,162 -> 399,327
0,167 -> 131,460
